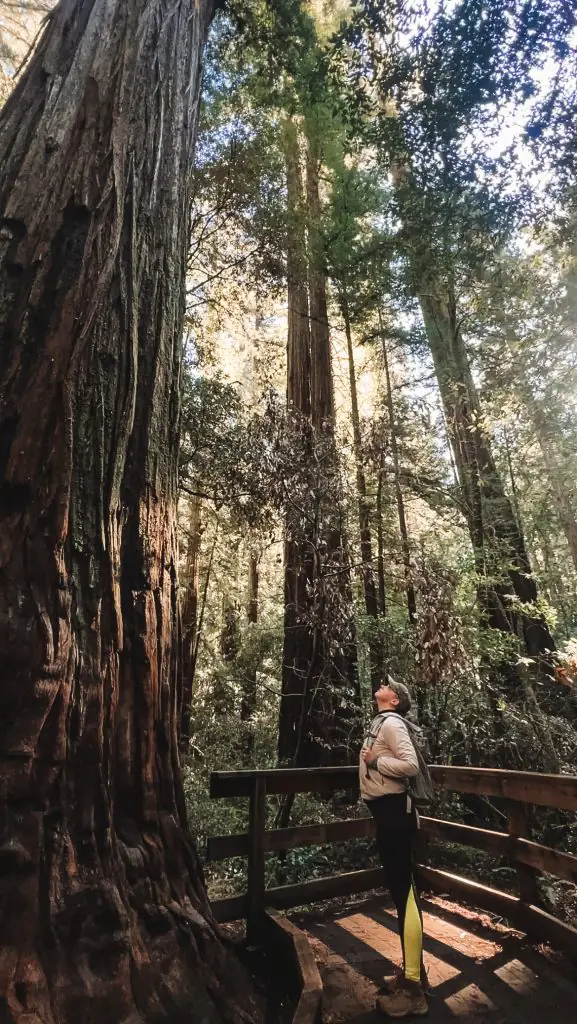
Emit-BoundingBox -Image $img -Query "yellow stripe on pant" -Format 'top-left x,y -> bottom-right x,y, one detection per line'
403,882 -> 423,983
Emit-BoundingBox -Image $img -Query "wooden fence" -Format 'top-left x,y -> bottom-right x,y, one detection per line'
207,765 -> 577,959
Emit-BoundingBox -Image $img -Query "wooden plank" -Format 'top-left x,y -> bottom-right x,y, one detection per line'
208,827 -> 248,860
516,837 -> 577,885
266,817 -> 374,851
207,816 -> 375,862
210,765 -> 577,810
420,816 -> 511,856
415,819 -> 577,888
416,864 -> 577,960
265,867 -> 384,909
210,893 -> 246,923
431,766 -> 577,811
208,814 -> 523,866
247,776 -> 266,940
209,832 -> 577,929
210,766 -> 358,798
207,832 -> 250,861
514,903 -> 577,962
207,815 -> 577,887
507,801 -> 540,904
416,864 -> 521,920
261,911 -> 323,1024
212,867 -> 385,920
212,864 -> 577,963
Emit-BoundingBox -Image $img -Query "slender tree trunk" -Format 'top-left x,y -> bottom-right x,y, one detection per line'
240,548 -> 259,760
283,117 -> 312,420
217,546 -> 240,712
180,493 -> 202,750
502,424 -> 523,530
306,125 -> 335,433
0,4 -> 256,1022
376,462 -> 387,617
418,283 -> 555,672
341,293 -> 382,690
221,594 -> 239,661
531,403 -> 577,575
391,154 -> 553,682
192,524 -> 218,689
379,312 -> 417,625
497,316 -> 577,576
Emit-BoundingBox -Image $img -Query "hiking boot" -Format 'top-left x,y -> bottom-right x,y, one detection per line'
381,967 -> 430,994
376,982 -> 429,1018
381,971 -> 403,994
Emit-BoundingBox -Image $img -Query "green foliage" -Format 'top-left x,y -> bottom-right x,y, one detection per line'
179,0 -> 577,903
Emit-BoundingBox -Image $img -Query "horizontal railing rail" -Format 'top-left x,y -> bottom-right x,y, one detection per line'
207,765 -> 577,959
207,814 -> 577,887
210,764 -> 577,810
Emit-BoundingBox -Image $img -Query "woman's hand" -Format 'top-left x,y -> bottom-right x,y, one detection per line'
361,746 -> 375,764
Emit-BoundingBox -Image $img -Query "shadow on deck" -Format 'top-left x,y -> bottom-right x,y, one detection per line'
290,892 -> 577,1023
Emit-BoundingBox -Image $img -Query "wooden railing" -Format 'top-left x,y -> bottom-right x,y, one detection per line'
207,765 -> 577,958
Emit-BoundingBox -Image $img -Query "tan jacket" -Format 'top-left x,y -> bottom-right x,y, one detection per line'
359,712 -> 419,801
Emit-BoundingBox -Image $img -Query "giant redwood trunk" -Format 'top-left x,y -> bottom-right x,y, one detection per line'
0,3 -> 256,1022
278,117 -> 359,770
305,122 -> 358,728
279,116 -> 317,767
419,283 -> 555,671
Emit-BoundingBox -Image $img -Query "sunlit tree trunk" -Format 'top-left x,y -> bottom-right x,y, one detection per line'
306,126 -> 335,433
341,293 -> 382,690
379,312 -> 417,625
530,401 -> 577,575
419,282 -> 555,671
375,462 -> 387,617
0,3 -> 254,1021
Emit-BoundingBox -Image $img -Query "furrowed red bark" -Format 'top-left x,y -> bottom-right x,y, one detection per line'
0,3 -> 257,1022
279,116 -> 317,768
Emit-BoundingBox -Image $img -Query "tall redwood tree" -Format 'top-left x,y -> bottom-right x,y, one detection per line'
0,2 -> 255,1021
278,116 -> 359,772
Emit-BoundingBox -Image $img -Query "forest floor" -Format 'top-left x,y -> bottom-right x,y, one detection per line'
289,891 -> 577,1023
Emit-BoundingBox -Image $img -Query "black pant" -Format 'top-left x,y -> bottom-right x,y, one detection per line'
366,793 -> 424,982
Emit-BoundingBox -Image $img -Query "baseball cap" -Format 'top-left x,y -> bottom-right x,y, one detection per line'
383,674 -> 412,716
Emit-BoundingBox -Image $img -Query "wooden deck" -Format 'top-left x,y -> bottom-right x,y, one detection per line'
290,892 -> 577,1023
209,765 -> 577,1021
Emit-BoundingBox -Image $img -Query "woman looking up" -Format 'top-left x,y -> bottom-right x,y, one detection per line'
360,675 -> 429,1018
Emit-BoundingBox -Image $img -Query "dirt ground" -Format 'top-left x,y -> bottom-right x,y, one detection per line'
289,891 -> 577,1023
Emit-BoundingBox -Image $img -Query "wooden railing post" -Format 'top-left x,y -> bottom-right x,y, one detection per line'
507,800 -> 540,905
247,776 -> 266,942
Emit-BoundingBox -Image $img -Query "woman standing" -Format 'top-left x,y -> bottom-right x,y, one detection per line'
360,676 -> 429,1018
